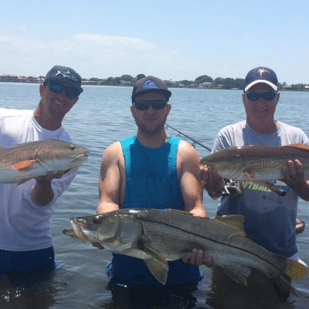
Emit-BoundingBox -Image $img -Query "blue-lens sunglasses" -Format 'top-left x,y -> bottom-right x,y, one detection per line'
133,99 -> 167,110
246,92 -> 277,101
47,83 -> 79,100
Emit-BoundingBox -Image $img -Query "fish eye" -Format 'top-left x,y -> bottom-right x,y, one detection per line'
69,144 -> 75,151
92,216 -> 102,225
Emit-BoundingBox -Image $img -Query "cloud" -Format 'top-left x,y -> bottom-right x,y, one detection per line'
0,33 -> 208,80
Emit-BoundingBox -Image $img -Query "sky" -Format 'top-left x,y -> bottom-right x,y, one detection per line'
1,0 -> 308,84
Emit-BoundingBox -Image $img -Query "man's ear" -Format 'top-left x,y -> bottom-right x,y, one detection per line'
39,84 -> 45,97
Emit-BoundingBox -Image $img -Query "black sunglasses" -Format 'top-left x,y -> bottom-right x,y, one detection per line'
133,99 -> 167,110
246,92 -> 277,101
47,83 -> 79,100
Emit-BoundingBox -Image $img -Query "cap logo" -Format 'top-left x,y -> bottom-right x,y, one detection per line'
141,80 -> 159,90
55,70 -> 78,82
257,68 -> 270,76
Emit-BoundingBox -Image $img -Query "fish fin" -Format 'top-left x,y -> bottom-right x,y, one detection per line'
222,265 -> 251,286
244,171 -> 254,183
142,242 -> 169,285
273,273 -> 299,301
144,257 -> 169,285
284,258 -> 309,280
121,249 -> 152,260
142,244 -> 168,264
12,159 -> 36,172
212,215 -> 246,237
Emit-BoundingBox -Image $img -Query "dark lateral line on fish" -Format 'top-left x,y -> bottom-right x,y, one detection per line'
142,218 -> 283,272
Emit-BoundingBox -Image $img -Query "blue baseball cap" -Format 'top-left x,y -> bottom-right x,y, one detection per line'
132,76 -> 172,103
243,66 -> 278,92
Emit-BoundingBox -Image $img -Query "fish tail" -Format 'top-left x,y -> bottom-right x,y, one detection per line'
284,258 -> 309,280
271,258 -> 308,301
273,273 -> 298,302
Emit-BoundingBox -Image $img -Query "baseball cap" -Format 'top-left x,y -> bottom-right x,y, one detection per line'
132,76 -> 172,103
44,65 -> 83,94
243,66 -> 278,92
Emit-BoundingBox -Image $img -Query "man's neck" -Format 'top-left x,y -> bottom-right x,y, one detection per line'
33,107 -> 62,131
247,119 -> 278,134
136,130 -> 168,148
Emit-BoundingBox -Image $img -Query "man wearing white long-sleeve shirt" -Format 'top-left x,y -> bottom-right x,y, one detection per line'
0,65 -> 83,274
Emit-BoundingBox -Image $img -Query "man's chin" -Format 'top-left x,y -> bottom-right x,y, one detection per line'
138,124 -> 164,136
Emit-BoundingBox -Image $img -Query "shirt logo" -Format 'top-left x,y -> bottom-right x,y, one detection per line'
55,70 -> 78,82
142,80 -> 159,90
257,68 -> 270,76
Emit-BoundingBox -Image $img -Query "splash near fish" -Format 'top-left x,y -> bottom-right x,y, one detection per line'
200,144 -> 309,195
63,208 -> 309,295
0,140 -> 90,184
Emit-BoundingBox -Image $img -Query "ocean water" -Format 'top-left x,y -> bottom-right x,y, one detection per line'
0,82 -> 308,308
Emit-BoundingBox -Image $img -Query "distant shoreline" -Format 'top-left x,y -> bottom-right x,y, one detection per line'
1,80 -> 308,92
0,76 -> 308,91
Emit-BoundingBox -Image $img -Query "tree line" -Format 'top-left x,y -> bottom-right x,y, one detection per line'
83,74 -> 308,91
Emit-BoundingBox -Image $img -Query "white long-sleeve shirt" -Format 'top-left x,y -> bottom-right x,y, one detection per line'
0,108 -> 76,251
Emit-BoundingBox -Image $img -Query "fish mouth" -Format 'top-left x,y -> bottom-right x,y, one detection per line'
70,219 -> 88,243
76,153 -> 89,160
72,153 -> 89,164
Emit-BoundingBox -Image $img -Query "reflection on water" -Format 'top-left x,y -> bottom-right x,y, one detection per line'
0,270 -> 57,308
104,284 -> 201,309
206,266 -> 297,309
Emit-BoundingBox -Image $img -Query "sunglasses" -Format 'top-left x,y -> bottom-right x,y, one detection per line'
47,83 -> 79,100
133,99 -> 167,110
245,92 -> 277,101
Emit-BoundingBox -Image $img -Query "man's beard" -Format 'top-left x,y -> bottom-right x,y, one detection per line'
134,118 -> 166,136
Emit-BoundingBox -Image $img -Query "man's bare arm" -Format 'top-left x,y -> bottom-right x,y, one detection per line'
97,142 -> 123,214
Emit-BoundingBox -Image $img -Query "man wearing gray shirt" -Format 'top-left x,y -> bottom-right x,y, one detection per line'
201,66 -> 309,305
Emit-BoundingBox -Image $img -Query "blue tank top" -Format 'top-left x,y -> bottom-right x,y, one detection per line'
121,134 -> 184,210
108,135 -> 202,288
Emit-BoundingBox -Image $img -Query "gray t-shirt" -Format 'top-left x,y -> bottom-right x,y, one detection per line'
212,120 -> 309,258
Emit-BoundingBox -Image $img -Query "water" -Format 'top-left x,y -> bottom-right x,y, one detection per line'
0,83 -> 308,308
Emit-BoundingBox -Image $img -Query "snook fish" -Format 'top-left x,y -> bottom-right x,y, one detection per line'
200,144 -> 309,195
63,208 -> 309,292
0,140 -> 90,184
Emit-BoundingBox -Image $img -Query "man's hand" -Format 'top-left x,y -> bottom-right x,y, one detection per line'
31,171 -> 66,205
281,159 -> 306,188
281,159 -> 309,201
182,249 -> 214,267
182,249 -> 204,266
296,218 -> 305,234
199,165 -> 225,199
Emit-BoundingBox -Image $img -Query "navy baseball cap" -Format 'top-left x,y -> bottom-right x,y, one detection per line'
132,76 -> 172,103
243,66 -> 278,92
44,65 -> 83,94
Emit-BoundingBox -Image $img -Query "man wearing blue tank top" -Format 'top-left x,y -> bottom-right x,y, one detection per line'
96,76 -> 207,305
201,66 -> 309,304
